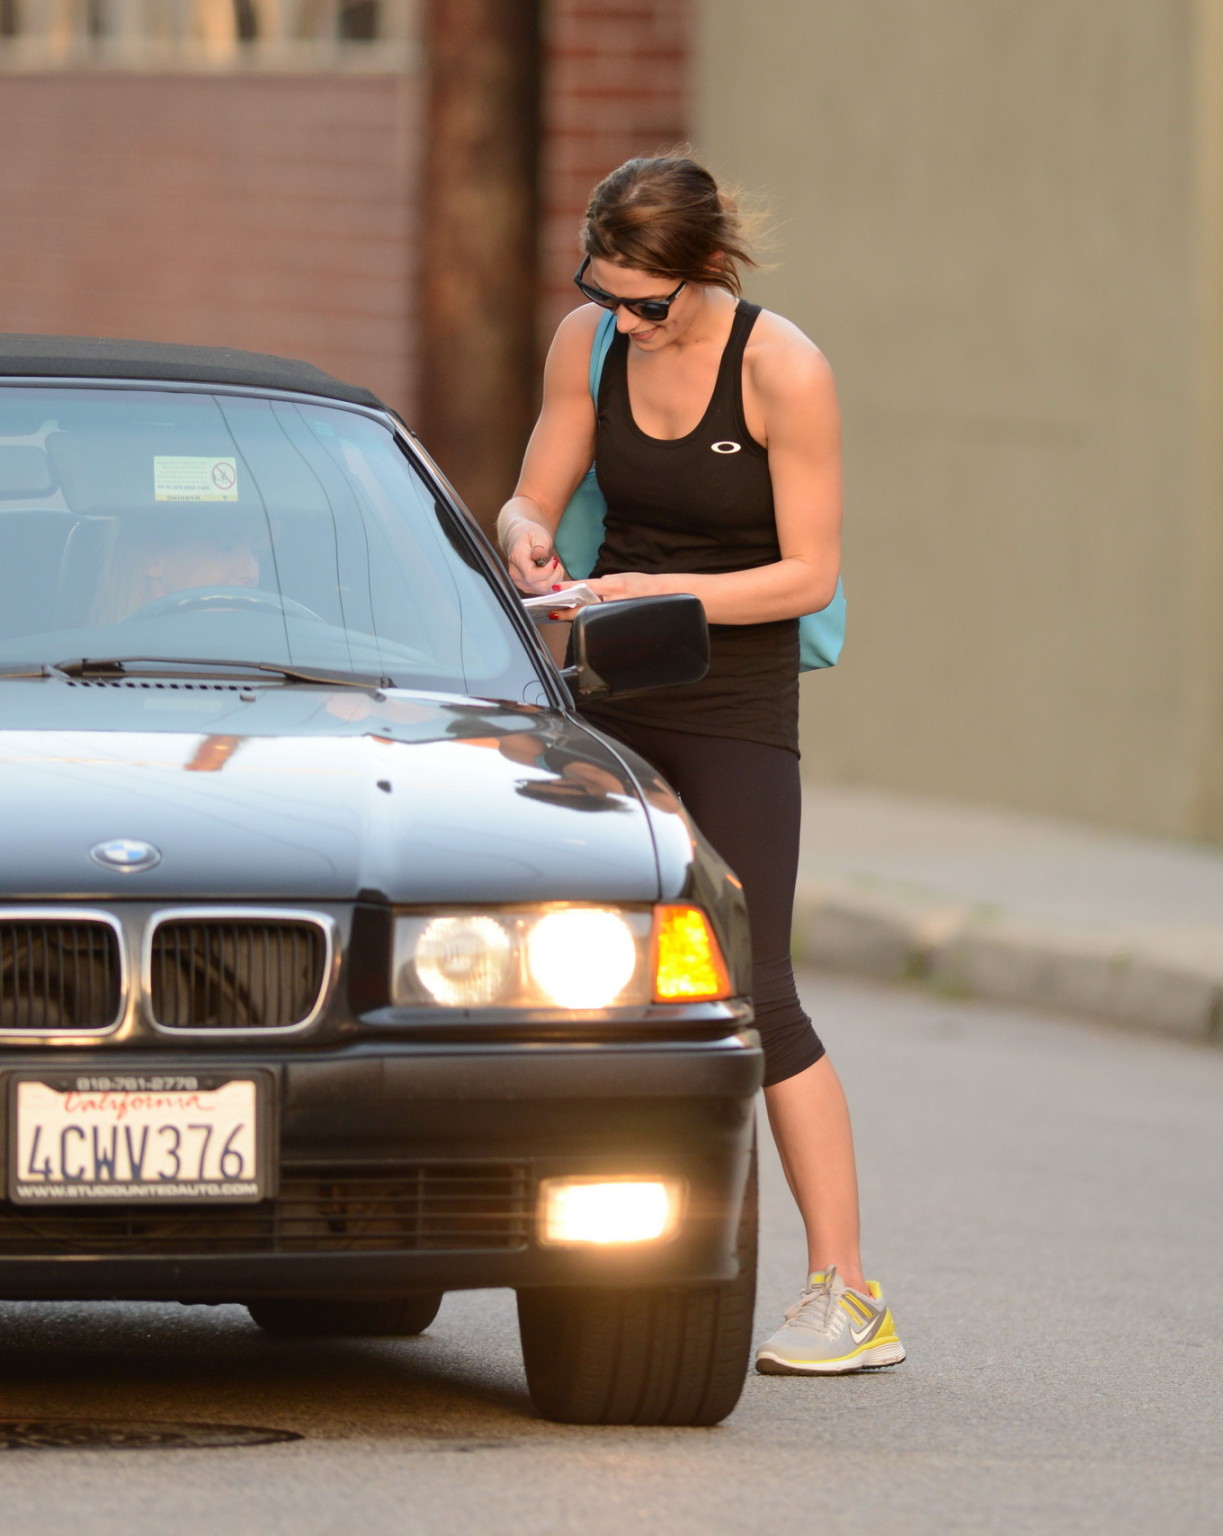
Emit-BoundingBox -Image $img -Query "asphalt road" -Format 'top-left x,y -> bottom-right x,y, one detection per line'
1,974 -> 1220,1536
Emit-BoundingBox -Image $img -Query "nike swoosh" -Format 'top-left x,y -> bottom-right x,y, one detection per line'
848,1312 -> 885,1346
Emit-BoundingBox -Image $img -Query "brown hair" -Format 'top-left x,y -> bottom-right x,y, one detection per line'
580,154 -> 758,296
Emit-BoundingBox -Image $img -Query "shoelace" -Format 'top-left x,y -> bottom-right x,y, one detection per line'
782,1274 -> 845,1337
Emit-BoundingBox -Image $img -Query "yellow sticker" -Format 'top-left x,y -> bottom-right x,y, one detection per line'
153,456 -> 239,502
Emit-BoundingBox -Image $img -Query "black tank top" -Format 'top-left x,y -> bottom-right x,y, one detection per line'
582,300 -> 800,754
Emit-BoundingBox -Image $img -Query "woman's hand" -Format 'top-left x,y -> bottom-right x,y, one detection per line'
585,572 -> 662,603
546,570 -> 663,618
501,516 -> 565,595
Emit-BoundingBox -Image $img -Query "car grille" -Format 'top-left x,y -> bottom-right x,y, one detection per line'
149,918 -> 327,1030
0,1164 -> 532,1256
0,920 -> 122,1031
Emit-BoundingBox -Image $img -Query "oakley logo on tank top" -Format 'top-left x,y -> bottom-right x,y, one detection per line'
585,300 -> 801,755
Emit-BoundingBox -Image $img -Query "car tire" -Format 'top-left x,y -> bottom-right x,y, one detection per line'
516,1147 -> 757,1426
245,1292 -> 444,1337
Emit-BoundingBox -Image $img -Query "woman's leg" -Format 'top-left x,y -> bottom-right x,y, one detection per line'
764,1057 -> 865,1290
602,725 -> 868,1289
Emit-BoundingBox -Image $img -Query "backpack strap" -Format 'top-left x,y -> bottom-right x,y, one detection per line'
554,312 -> 616,580
587,309 -> 616,402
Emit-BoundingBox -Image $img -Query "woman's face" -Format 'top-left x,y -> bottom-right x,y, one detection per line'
585,256 -> 705,351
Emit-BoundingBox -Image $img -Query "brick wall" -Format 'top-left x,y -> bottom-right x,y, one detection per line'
539,0 -> 693,345
0,74 -> 420,415
0,6 -> 691,414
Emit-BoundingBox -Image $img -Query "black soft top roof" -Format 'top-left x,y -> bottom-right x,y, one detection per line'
0,333 -> 387,410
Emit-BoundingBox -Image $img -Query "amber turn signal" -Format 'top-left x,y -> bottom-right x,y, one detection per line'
651,904 -> 731,1002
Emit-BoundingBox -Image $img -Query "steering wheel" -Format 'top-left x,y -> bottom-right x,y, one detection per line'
123,586 -> 327,624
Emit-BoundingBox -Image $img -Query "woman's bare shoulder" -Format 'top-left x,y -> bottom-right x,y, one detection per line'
544,303 -> 607,393
745,307 -> 835,399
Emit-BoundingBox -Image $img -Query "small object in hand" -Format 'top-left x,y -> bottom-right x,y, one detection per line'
532,552 -> 552,568
521,583 -> 601,613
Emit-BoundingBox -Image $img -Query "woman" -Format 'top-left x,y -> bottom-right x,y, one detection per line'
497,155 -> 903,1375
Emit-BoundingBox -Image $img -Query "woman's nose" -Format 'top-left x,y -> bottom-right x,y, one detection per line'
614,309 -> 638,334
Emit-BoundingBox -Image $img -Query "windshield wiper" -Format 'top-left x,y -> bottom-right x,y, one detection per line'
53,657 -> 391,693
0,663 -> 53,679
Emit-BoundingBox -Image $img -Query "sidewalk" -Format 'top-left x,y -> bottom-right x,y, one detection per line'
794,786 -> 1223,1043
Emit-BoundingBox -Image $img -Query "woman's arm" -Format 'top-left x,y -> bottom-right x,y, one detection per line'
579,328 -> 842,624
497,306 -> 604,595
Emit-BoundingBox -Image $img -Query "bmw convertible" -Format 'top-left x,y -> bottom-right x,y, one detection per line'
0,334 -> 760,1426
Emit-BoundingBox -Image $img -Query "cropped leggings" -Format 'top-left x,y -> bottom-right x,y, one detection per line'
588,719 -> 825,1087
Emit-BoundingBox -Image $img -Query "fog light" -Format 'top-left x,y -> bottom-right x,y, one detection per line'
538,1178 -> 682,1245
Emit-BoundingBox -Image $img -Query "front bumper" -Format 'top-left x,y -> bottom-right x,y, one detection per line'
0,1034 -> 761,1302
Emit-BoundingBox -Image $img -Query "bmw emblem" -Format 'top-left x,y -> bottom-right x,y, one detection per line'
90,839 -> 162,873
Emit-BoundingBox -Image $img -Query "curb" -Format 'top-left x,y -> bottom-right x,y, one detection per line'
792,880 -> 1223,1044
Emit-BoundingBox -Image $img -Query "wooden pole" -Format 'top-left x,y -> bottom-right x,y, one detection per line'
420,0 -> 541,534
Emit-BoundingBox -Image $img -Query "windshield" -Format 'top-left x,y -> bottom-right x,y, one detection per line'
0,385 -> 542,702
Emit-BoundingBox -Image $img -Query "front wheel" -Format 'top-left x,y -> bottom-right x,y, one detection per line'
246,1292 -> 443,1337
516,1150 -> 757,1426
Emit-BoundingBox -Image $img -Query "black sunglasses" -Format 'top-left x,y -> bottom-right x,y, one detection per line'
573,256 -> 687,322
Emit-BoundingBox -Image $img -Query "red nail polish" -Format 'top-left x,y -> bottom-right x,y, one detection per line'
551,585 -> 563,592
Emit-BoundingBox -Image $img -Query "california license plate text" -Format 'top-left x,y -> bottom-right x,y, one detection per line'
11,1079 -> 261,1202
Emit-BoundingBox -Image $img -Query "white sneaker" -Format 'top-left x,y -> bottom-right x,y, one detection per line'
755,1267 -> 905,1375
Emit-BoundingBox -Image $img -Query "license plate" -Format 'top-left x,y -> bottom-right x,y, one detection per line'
8,1072 -> 272,1205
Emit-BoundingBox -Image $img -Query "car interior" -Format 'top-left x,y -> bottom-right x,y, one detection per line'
0,387 -> 537,701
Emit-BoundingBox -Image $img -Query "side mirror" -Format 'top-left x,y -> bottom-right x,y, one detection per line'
563,594 -> 709,700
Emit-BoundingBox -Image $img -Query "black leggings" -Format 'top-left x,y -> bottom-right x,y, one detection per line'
589,720 -> 825,1087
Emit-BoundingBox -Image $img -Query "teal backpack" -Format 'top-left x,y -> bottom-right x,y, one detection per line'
554,310 -> 846,671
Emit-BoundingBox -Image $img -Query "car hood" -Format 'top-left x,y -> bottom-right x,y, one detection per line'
0,683 -> 669,903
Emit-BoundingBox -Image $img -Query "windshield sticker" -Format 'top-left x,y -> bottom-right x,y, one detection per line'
153,456 -> 239,502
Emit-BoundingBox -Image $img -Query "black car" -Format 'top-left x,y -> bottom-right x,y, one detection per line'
0,335 -> 760,1426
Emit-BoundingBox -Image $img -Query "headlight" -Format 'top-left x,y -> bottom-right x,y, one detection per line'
414,915 -> 513,1006
391,904 -> 731,1010
526,908 -> 639,1008
393,906 -> 651,1009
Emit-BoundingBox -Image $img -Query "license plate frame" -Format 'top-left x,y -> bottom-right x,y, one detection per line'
6,1070 -> 276,1207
